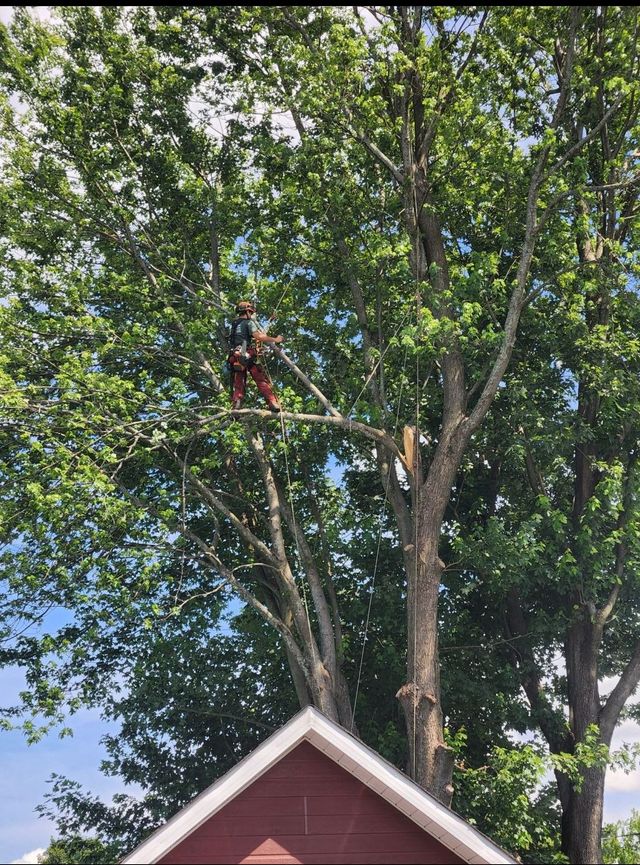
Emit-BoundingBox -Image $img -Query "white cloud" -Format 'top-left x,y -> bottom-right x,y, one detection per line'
10,849 -> 46,865
611,718 -> 640,749
606,717 -> 640,796
607,766 -> 640,793
0,7 -> 54,25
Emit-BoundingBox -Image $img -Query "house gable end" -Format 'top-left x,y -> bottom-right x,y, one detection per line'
123,707 -> 516,865
157,741 -> 465,865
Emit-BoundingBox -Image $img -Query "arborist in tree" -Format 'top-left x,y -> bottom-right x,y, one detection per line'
227,300 -> 284,412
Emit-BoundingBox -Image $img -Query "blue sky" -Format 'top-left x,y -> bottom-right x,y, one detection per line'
2,659 -> 639,863
0,666 -> 137,864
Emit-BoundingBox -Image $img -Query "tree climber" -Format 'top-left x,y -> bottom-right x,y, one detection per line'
227,300 -> 284,412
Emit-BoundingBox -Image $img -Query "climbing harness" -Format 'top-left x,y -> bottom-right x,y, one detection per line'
226,304 -> 282,411
225,296 -> 276,374
226,317 -> 256,372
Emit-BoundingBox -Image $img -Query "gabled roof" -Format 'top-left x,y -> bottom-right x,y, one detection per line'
123,705 -> 517,865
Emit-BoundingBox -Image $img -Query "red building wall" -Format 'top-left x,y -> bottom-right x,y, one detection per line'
158,741 -> 465,865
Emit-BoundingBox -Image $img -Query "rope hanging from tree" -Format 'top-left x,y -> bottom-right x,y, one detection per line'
351,341 -> 411,731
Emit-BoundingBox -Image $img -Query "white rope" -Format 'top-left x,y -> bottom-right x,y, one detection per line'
174,438 -> 195,608
277,408 -> 317,669
412,163 -> 422,781
351,344 -> 410,731
345,304 -> 413,419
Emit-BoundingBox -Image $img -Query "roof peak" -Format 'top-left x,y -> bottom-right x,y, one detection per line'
123,707 -> 516,865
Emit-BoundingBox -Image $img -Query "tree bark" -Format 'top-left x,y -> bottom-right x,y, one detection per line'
396,421 -> 467,805
397,553 -> 454,804
563,614 -> 604,863
563,765 -> 606,863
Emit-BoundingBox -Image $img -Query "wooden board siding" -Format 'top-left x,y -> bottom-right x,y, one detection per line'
158,741 -> 465,865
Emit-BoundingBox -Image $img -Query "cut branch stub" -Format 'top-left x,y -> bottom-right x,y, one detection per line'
400,425 -> 417,475
396,681 -> 438,707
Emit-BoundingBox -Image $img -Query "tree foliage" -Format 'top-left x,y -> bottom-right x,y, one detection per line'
1,7 -> 640,864
602,810 -> 640,865
38,836 -> 117,865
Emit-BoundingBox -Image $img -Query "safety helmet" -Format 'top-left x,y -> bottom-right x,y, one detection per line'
236,300 -> 255,315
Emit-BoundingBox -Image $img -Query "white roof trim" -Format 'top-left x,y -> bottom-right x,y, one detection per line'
123,706 -> 517,865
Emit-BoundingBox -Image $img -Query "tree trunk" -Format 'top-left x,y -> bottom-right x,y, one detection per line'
396,431 -> 465,805
334,665 -> 357,731
397,552 -> 454,805
308,655 -> 341,721
562,766 -> 606,864
284,644 -> 312,708
562,614 -> 605,863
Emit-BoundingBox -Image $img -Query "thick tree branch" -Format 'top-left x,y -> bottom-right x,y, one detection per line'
244,431 -> 323,657
600,640 -> 640,743
304,473 -> 344,662
416,10 -> 489,165
465,11 -> 580,435
107,476 -> 307,669
197,407 -> 404,460
270,346 -> 342,417
504,588 -> 572,756
160,444 -> 277,566
272,470 -> 337,675
343,110 -> 404,185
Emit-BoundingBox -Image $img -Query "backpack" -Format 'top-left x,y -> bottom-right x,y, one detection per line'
225,318 -> 255,373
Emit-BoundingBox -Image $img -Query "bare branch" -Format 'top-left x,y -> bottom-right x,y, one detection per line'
347,122 -> 405,185
199,407 -> 403,460
600,640 -> 640,743
541,96 -> 625,187
271,346 -> 342,417
162,445 -> 278,567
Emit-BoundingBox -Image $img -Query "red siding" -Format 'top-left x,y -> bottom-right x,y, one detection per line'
158,742 -> 465,865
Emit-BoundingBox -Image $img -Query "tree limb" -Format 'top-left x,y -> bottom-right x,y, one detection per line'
600,640 -> 640,743
271,346 -> 342,417
197,407 -> 404,460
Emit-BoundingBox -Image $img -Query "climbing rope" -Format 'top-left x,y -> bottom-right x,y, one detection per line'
345,304 -> 413,420
276,407 -> 318,671
411,167 -> 423,781
351,342 -> 410,731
